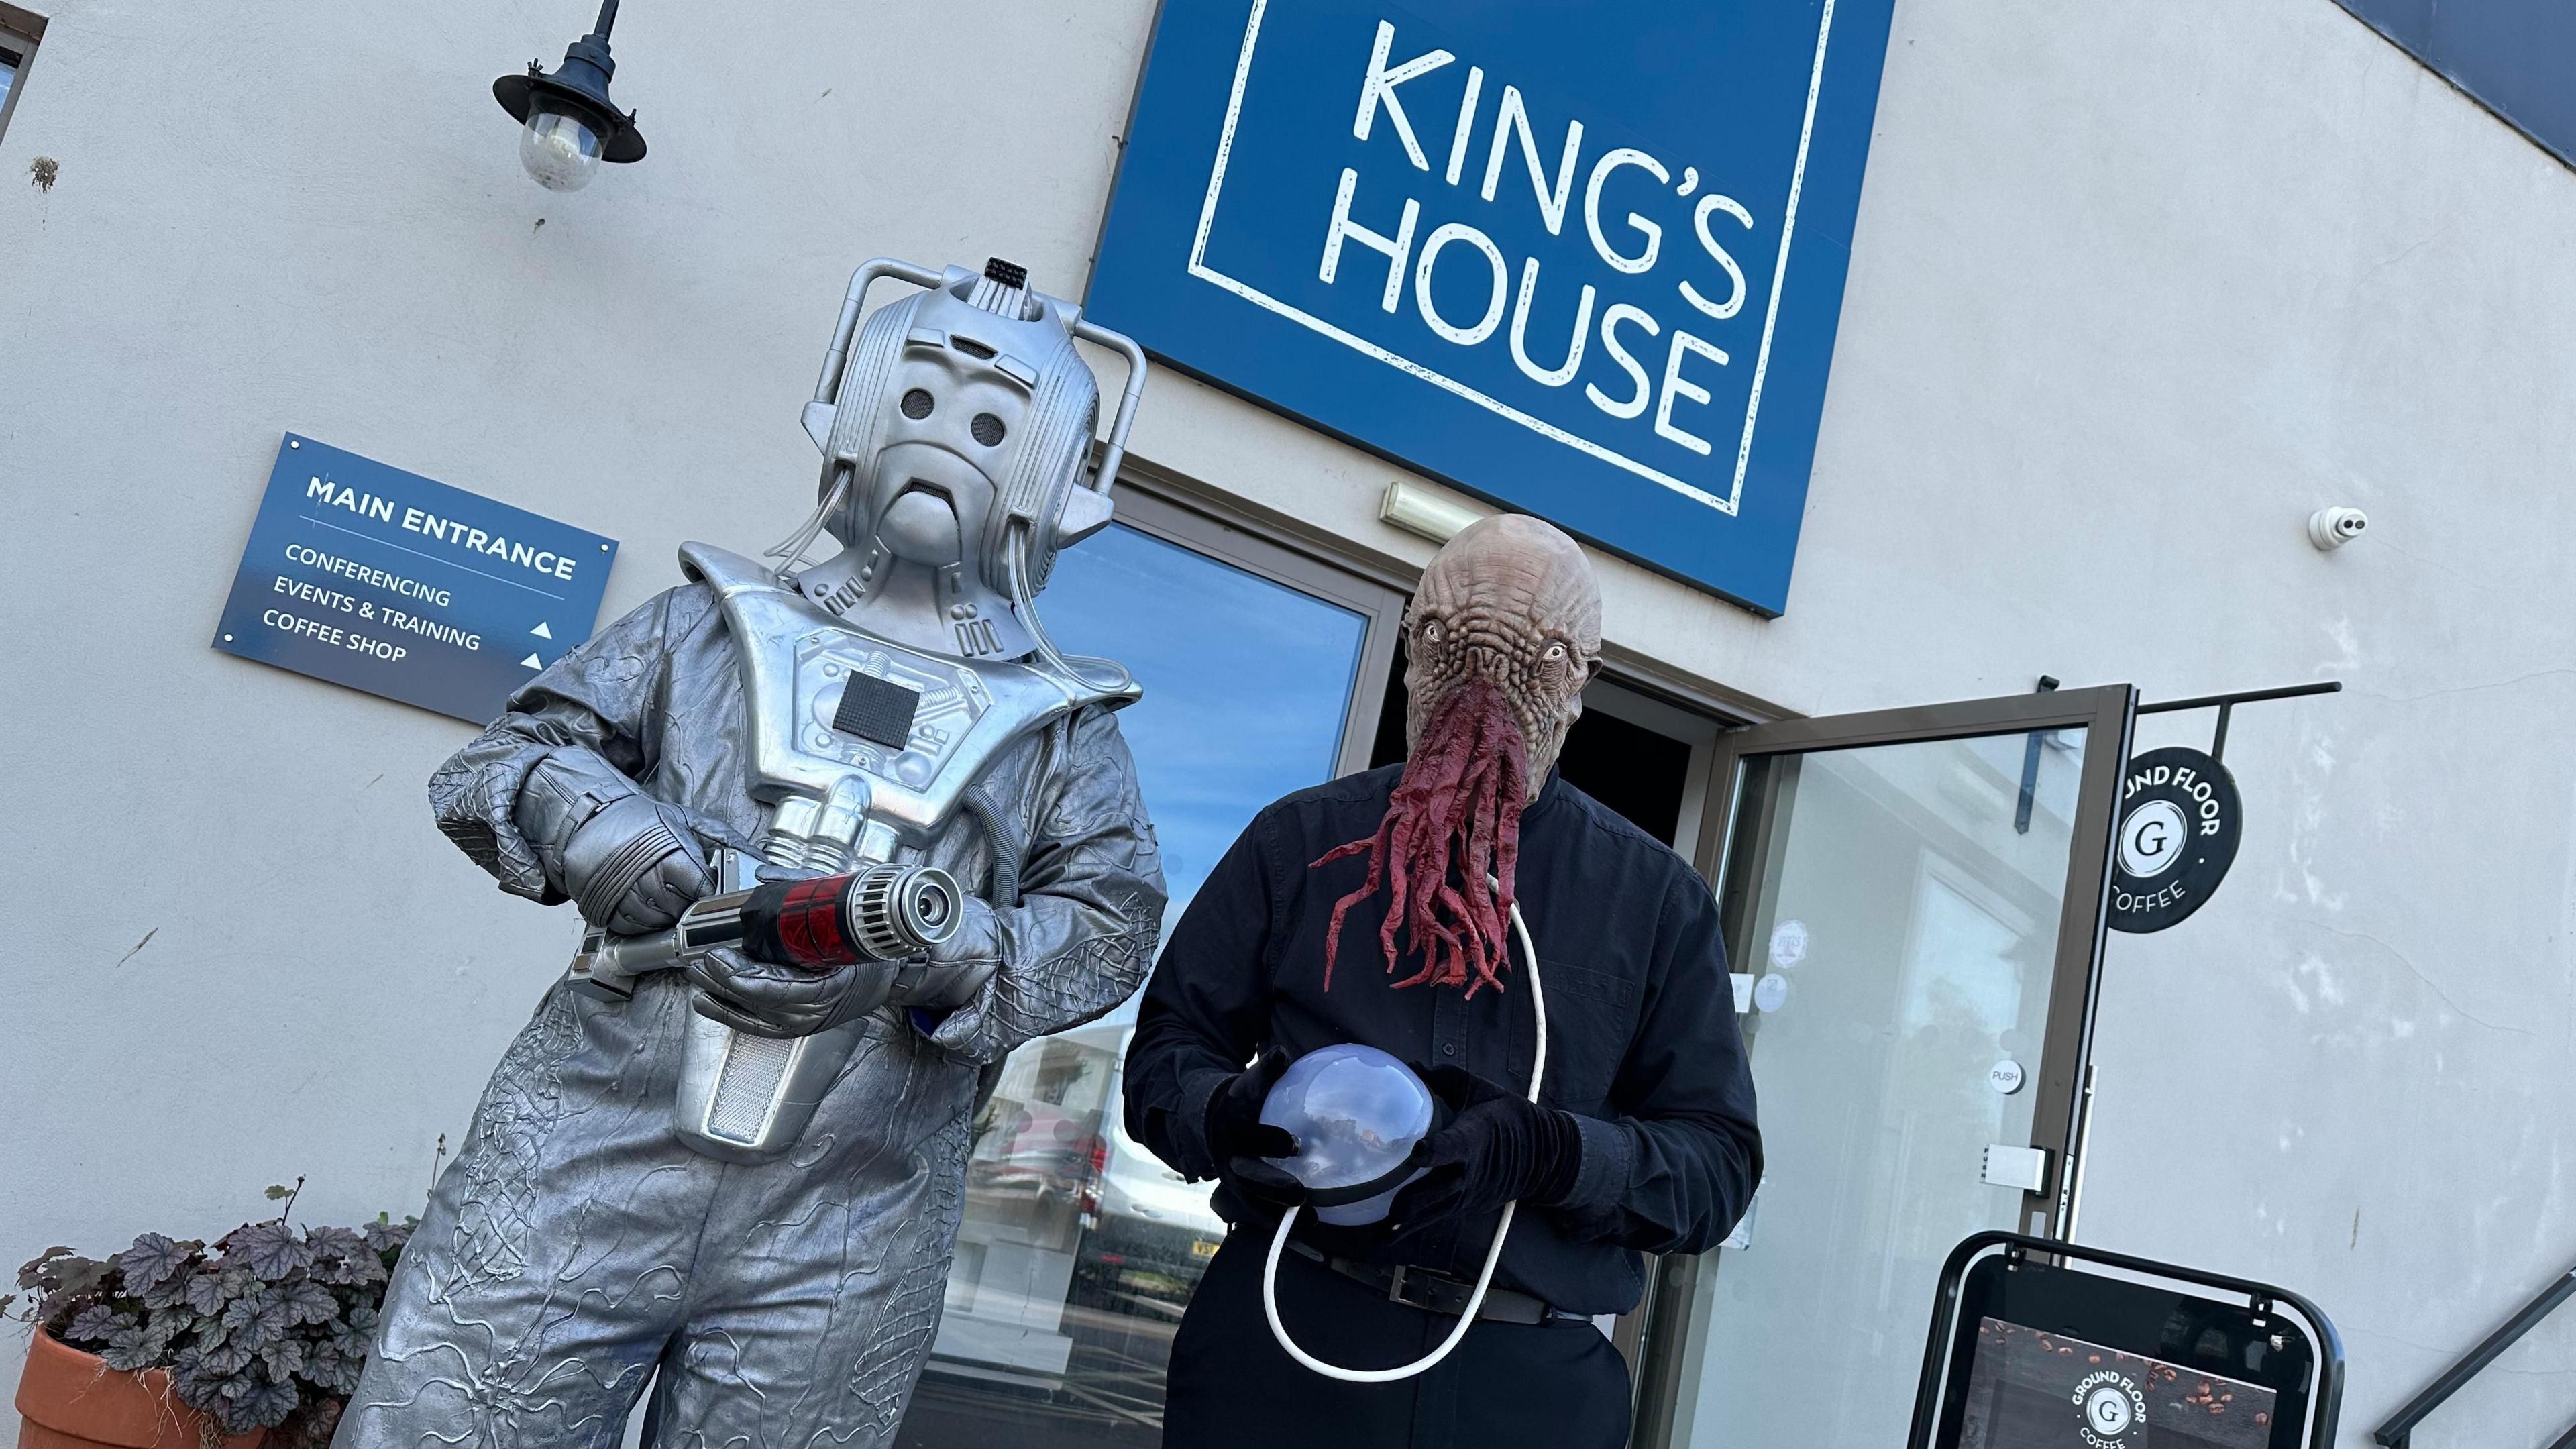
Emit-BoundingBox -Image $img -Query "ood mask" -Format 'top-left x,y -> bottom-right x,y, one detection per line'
1315,515 -> 1602,996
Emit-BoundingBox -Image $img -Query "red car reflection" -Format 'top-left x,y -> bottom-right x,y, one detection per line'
969,1101 -> 1100,1203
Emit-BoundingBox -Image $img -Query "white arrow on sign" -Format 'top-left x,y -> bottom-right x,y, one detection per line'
531,621 -> 553,639
520,654 -> 543,669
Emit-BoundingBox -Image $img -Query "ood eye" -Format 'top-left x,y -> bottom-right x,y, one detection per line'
900,388 -> 934,420
1421,620 -> 1446,644
1543,641 -> 1567,662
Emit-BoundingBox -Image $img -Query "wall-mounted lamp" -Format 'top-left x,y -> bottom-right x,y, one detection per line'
493,0 -> 645,192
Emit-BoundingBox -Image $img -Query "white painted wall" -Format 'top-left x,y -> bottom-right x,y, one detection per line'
1,1 -> 2569,1445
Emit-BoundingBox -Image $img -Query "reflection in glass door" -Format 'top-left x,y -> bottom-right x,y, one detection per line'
1648,689 -> 2133,1449
901,509 -> 1396,1448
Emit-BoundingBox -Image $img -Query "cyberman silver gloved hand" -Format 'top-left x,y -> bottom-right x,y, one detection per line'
338,258 -> 1167,1449
513,750 -> 749,934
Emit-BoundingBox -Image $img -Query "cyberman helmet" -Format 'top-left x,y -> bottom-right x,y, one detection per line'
774,257 -> 1148,674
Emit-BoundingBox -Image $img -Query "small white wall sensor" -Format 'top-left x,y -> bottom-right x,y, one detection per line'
2308,507 -> 2369,551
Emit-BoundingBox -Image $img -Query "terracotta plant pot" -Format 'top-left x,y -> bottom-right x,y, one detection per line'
13,1328 -> 264,1449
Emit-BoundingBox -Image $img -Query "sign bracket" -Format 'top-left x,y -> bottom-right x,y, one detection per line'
2014,674 -> 2061,835
2135,679 -> 2343,763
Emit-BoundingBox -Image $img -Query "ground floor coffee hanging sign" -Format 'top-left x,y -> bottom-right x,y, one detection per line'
2108,746 -> 2242,933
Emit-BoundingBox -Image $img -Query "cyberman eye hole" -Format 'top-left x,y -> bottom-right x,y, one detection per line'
900,388 -> 934,420
970,413 -> 1008,447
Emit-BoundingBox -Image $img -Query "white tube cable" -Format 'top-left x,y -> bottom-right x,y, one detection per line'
1261,897 -> 1548,1382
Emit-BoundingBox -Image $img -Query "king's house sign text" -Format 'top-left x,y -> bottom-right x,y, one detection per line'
1089,0 -> 1899,614
213,435 -> 618,724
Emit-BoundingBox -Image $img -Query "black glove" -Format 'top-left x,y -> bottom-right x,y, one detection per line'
1384,1067 -> 1583,1236
686,946 -> 900,1040
1203,1049 -> 1306,1208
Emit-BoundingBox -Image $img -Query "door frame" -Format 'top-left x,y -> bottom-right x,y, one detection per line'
1632,684 -> 2137,1449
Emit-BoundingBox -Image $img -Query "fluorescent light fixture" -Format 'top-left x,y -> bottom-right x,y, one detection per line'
1379,480 -> 1488,545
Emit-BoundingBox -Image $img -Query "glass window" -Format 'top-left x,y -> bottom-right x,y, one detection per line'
1041,521 -> 1368,930
902,518 -> 1377,1447
0,25 -> 30,146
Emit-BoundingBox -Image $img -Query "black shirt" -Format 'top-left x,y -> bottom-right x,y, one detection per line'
1123,765 -> 1761,1316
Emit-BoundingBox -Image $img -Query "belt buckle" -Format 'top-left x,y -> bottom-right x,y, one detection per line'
1385,1264 -> 1454,1315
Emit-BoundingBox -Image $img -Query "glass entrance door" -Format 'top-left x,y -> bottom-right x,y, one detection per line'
1644,687 -> 2135,1449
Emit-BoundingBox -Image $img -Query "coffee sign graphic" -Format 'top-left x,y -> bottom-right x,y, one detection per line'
2108,747 -> 2243,934
2074,1369 -> 2147,1448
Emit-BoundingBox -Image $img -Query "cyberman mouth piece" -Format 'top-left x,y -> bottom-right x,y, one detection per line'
879,480 -> 962,568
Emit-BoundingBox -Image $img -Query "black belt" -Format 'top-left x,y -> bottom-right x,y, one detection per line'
1286,1240 -> 1586,1326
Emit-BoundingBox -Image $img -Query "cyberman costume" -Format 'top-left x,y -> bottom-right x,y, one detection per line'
339,259 -> 1167,1449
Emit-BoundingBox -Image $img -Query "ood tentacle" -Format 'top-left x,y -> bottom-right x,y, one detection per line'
1313,677 -> 1529,995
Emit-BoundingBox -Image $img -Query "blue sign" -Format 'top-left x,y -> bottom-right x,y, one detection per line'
1088,0 -> 1898,615
2337,1 -> 2576,172
213,435 -> 618,723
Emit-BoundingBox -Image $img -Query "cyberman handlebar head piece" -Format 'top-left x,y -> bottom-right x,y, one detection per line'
773,256 -> 1149,685
570,258 -> 1150,1163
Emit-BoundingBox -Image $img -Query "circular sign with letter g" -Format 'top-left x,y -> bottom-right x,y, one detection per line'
2108,746 -> 2242,934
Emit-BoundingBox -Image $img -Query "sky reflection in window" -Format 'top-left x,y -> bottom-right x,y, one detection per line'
1044,523 -> 1366,967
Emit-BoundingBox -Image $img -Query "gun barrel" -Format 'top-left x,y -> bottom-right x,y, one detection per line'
567,864 -> 959,1001
741,863 -> 961,969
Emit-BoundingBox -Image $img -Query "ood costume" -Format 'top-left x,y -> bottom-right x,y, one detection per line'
339,260 -> 1167,1449
1124,517 -> 1760,1449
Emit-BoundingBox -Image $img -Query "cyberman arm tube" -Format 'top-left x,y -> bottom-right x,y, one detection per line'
913,706 -> 1167,1065
429,588 -> 715,901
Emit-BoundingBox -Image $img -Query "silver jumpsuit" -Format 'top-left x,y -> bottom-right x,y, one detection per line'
337,580 -> 1164,1448
341,256 -> 1163,1448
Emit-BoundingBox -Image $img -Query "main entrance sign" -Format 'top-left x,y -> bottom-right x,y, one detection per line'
1088,0 -> 1900,615
211,434 -> 617,723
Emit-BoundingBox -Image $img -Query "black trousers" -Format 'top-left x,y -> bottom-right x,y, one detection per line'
1162,1232 -> 1631,1449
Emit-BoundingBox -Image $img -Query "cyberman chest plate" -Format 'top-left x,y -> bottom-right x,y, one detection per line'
608,544 -> 1133,1165
684,542 -> 1122,872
